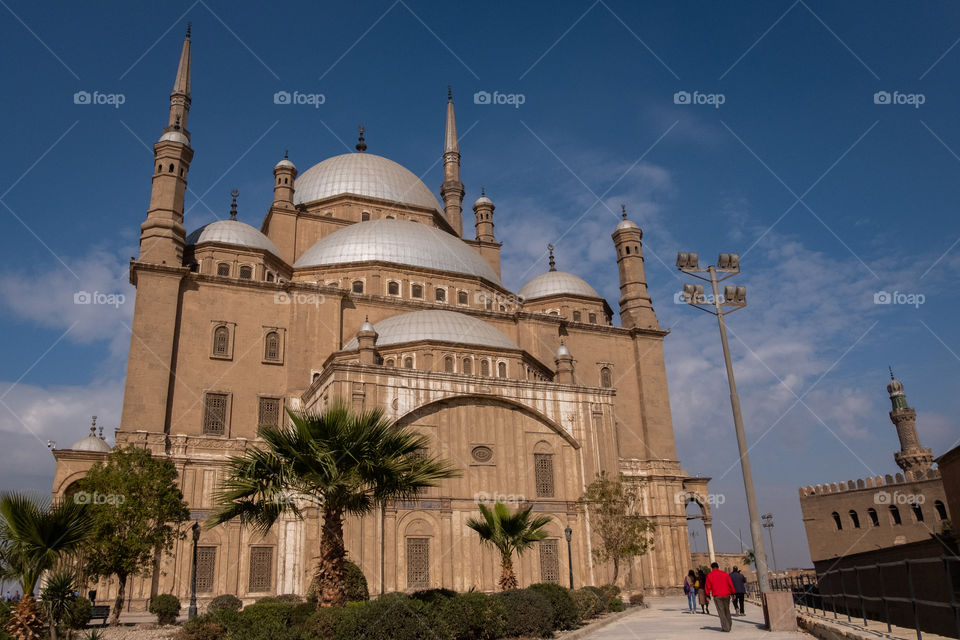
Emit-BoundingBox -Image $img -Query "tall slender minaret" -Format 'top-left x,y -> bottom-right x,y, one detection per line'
887,369 -> 933,476
139,24 -> 195,265
612,205 -> 659,330
440,87 -> 464,236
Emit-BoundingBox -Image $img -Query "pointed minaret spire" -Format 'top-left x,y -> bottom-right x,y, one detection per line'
548,244 -> 557,271
356,125 -> 367,152
886,371 -> 933,476
168,23 -> 192,134
229,189 -> 239,220
441,87 -> 464,236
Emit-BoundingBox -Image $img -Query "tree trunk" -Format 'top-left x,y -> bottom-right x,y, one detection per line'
109,572 -> 127,627
315,504 -> 346,607
498,553 -> 518,591
612,558 -> 620,585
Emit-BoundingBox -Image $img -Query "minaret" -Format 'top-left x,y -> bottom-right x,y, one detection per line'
473,187 -> 495,242
887,369 -> 934,476
612,205 -> 659,330
139,24 -> 195,265
440,87 -> 464,236
273,150 -> 297,207
555,342 -> 574,384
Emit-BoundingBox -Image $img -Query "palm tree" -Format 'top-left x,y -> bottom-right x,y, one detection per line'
466,502 -> 551,590
39,569 -> 75,640
0,493 -> 92,640
742,549 -> 756,568
209,401 -> 459,607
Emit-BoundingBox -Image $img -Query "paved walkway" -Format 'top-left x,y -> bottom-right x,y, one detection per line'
583,597 -> 811,639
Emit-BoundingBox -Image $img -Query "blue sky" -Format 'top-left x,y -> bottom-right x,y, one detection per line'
1,1 -> 959,571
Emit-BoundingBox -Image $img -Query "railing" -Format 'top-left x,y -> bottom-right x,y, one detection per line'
746,557 -> 960,640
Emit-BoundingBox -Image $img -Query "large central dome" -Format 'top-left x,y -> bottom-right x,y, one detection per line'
343,310 -> 518,350
294,219 -> 501,283
294,153 -> 443,212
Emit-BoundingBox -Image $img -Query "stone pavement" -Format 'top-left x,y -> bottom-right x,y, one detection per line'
582,597 -> 812,639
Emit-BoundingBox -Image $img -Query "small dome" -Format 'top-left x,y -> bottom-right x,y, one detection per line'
359,319 -> 376,333
159,131 -> 189,144
887,379 -> 904,395
294,219 -> 501,283
275,158 -> 296,170
294,153 -> 443,211
616,218 -> 639,230
187,220 -> 282,257
474,195 -> 493,208
343,310 -> 518,351
70,428 -> 111,453
556,343 -> 571,358
519,271 -> 600,301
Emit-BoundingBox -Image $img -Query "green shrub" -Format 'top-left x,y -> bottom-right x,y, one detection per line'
608,597 -> 625,612
307,559 -> 370,603
207,594 -> 243,613
440,592 -> 506,640
233,601 -> 306,640
175,610 -> 239,640
410,588 -> 457,604
274,594 -> 304,604
149,594 -> 181,625
334,592 -> 445,640
66,596 -> 92,629
0,600 -> 11,640
527,583 -> 579,630
496,589 -> 553,638
304,607 -> 344,639
628,593 -> 644,606
571,588 -> 603,620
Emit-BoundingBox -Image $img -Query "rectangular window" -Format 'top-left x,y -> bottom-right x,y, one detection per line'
539,539 -> 560,584
258,397 -> 281,432
572,311 -> 581,322
248,546 -> 273,592
406,538 -> 430,590
534,453 -> 555,498
203,393 -> 228,435
196,546 -> 216,594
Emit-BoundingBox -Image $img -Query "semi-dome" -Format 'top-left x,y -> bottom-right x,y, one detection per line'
294,153 -> 443,212
187,220 -> 281,257
519,271 -> 600,301
294,219 -> 501,283
70,427 -> 111,453
343,310 -> 518,351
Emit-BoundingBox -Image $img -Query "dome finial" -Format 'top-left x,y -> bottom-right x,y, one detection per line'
284,149 -> 288,160
548,244 -> 556,272
356,125 -> 367,153
186,21 -> 192,40
229,189 -> 239,220
90,415 -> 97,437
621,203 -> 628,220
481,186 -> 485,197
889,365 -> 895,381
448,85 -> 453,101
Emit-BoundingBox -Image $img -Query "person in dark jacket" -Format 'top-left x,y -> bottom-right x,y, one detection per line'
705,562 -> 736,632
729,566 -> 747,615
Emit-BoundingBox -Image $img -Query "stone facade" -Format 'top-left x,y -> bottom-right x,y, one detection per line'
50,30 -> 707,611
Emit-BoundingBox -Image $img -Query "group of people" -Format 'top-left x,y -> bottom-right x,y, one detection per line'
682,563 -> 748,632
3,591 -> 21,603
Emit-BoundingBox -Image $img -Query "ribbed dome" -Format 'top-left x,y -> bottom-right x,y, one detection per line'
70,429 -> 111,453
294,153 -> 443,211
294,219 -> 501,283
519,271 -> 600,301
343,310 -> 518,350
187,220 -> 281,257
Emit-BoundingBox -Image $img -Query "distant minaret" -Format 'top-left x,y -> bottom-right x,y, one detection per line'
887,369 -> 933,475
440,87 -> 464,236
473,187 -> 495,242
611,205 -> 659,330
139,24 -> 194,265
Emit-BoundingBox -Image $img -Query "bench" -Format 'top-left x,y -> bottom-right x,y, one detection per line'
89,605 -> 111,626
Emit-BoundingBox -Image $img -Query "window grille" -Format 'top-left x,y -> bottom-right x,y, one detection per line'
258,397 -> 281,431
264,331 -> 280,361
239,265 -> 252,279
539,539 -> 560,584
248,547 -> 273,592
217,263 -> 230,276
213,326 -> 229,356
458,291 -> 468,304
600,367 -> 612,388
388,281 -> 399,295
203,393 -> 228,435
411,285 -> 423,298
481,360 -> 490,376
498,362 -> 507,378
352,281 -> 364,294
435,288 -> 446,302
406,538 -> 430,590
535,453 -> 555,497
196,547 -> 216,593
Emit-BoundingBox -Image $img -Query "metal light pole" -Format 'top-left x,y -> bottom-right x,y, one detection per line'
690,528 -> 700,553
188,522 -> 200,620
762,513 -> 778,574
564,526 -> 574,589
676,251 -> 771,594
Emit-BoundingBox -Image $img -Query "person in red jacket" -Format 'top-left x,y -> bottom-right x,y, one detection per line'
705,562 -> 736,632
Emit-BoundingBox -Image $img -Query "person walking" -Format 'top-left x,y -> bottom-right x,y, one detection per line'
684,570 -> 697,613
697,569 -> 710,614
729,566 -> 747,615
705,562 -> 736,632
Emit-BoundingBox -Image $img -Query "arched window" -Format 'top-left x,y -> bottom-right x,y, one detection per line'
444,357 -> 453,373
352,281 -> 364,294
312,372 -> 320,383
168,163 -> 174,173
411,284 -> 423,299
849,510 -> 860,529
264,331 -> 280,361
600,367 -> 612,388
239,265 -> 252,280
485,299 -> 493,310
572,311 -> 581,322
458,291 -> 468,305
831,512 -> 843,530
435,288 -> 446,302
589,312 -> 597,324
935,500 -> 947,520
481,360 -> 490,377
217,263 -> 231,277
889,505 -> 902,526
385,215 -> 395,219
626,246 -> 631,255
265,272 -> 275,282
403,357 -> 413,369
867,508 -> 879,527
534,452 -> 555,498
462,358 -> 472,375
912,503 -> 924,522
212,326 -> 229,356
497,362 -> 506,378
361,211 -> 370,221
388,281 -> 400,295
385,359 -> 395,368
499,305 -> 506,312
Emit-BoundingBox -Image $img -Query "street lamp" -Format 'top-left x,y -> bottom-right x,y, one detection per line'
564,526 -> 573,589
676,251 -> 771,594
188,521 -> 201,620
762,513 -> 778,574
